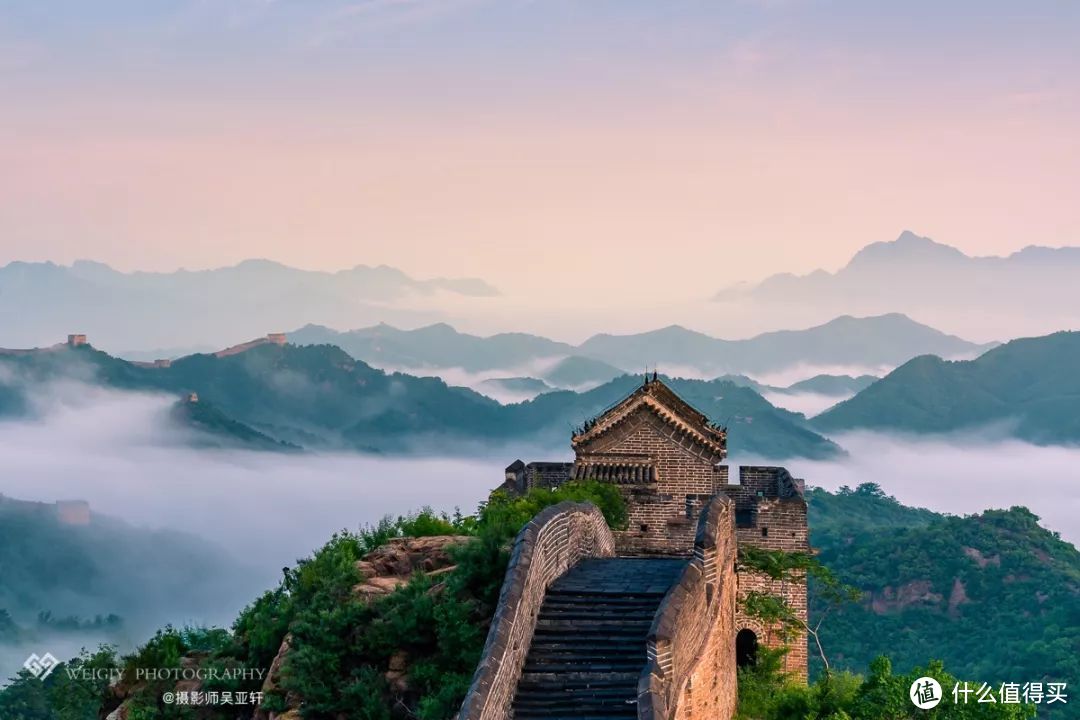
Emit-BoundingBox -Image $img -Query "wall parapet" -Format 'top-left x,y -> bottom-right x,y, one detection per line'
638,494 -> 736,720
458,501 -> 616,720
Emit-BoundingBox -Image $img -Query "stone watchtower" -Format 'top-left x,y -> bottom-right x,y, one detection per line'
502,375 -> 810,678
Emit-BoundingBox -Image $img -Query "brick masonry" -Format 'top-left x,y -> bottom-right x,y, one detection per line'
481,378 -> 811,718
638,496 -> 739,720
457,502 -> 615,720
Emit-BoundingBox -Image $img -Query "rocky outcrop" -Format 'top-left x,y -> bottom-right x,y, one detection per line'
254,634 -> 298,720
353,535 -> 469,597
947,578 -> 970,616
963,546 -> 1001,568
258,535 -> 470,719
868,580 -> 943,614
103,655 -> 207,720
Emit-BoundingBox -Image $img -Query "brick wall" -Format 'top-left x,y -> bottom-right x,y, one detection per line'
574,410 -> 727,555
730,467 -> 810,680
639,496 -> 738,720
457,502 -> 616,720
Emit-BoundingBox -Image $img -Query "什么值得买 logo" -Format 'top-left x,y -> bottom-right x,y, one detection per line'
910,676 -> 943,710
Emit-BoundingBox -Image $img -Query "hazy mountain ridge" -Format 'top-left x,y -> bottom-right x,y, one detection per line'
784,374 -> 879,396
0,260 -> 499,351
0,495 -> 258,643
714,231 -> 1080,342
0,342 -> 841,460
288,313 -> 993,380
814,331 -> 1080,444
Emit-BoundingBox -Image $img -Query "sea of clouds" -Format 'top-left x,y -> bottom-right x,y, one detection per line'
2,384 -> 1079,683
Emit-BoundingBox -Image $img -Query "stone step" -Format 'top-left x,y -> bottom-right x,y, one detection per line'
514,690 -> 637,706
519,670 -> 640,684
510,556 -> 685,718
513,714 -> 636,720
535,619 -> 654,631
522,662 -> 643,675
513,692 -> 638,710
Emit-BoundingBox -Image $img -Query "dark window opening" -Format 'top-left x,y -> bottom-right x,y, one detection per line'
736,629 -> 759,668
735,509 -> 754,528
640,524 -> 649,533
761,526 -> 769,537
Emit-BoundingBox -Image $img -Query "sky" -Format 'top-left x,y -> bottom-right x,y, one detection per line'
1,0 -> 1079,303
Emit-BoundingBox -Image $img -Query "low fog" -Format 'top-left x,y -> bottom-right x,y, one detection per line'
0,386 -> 504,571
740,432 -> 1080,546
375,360 -> 888,409
760,390 -> 852,417
2,385 -> 1079,684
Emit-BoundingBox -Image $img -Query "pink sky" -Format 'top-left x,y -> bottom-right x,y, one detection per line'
2,1 -> 1078,305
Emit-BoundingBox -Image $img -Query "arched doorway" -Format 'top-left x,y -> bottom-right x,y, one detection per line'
736,628 -> 758,668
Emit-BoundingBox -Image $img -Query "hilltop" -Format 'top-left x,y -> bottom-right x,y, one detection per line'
813,331 -> 1080,444
713,230 -> 1080,342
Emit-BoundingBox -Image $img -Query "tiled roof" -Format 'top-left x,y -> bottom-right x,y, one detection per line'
572,377 -> 727,456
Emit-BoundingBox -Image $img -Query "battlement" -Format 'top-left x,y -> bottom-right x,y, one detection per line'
729,465 -> 804,501
131,358 -> 173,368
0,335 -> 90,355
502,460 -> 573,494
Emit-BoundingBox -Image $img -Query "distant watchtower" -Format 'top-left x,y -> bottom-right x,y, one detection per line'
500,375 -> 810,679
67,334 -> 88,347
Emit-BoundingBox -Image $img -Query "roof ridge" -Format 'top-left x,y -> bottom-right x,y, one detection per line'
572,377 -> 726,455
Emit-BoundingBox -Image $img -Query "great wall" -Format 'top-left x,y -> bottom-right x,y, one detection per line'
0,332 -> 288,365
458,375 -> 809,720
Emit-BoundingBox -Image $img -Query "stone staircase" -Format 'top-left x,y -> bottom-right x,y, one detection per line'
511,557 -> 686,719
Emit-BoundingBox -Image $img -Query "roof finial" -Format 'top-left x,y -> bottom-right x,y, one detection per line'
643,365 -> 649,386
653,368 -> 658,382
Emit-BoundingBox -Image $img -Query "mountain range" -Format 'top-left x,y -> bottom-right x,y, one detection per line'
715,230 -> 1080,342
286,313 -> 992,380
0,342 -> 842,460
813,331 -> 1080,444
5,232 -> 1080,355
0,260 -> 497,351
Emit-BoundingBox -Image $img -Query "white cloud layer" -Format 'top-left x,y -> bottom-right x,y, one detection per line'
736,431 -> 1080,546
1,386 -> 1077,685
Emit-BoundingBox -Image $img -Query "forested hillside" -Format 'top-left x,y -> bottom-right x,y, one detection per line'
0,343 -> 841,459
814,332 -> 1080,444
808,484 -> 1080,689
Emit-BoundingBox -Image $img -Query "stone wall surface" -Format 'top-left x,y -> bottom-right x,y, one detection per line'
730,466 -> 810,679
457,501 -> 616,720
638,495 -> 738,720
575,410 -> 728,555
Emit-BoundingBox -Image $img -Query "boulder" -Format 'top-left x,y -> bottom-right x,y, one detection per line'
352,535 -> 469,597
